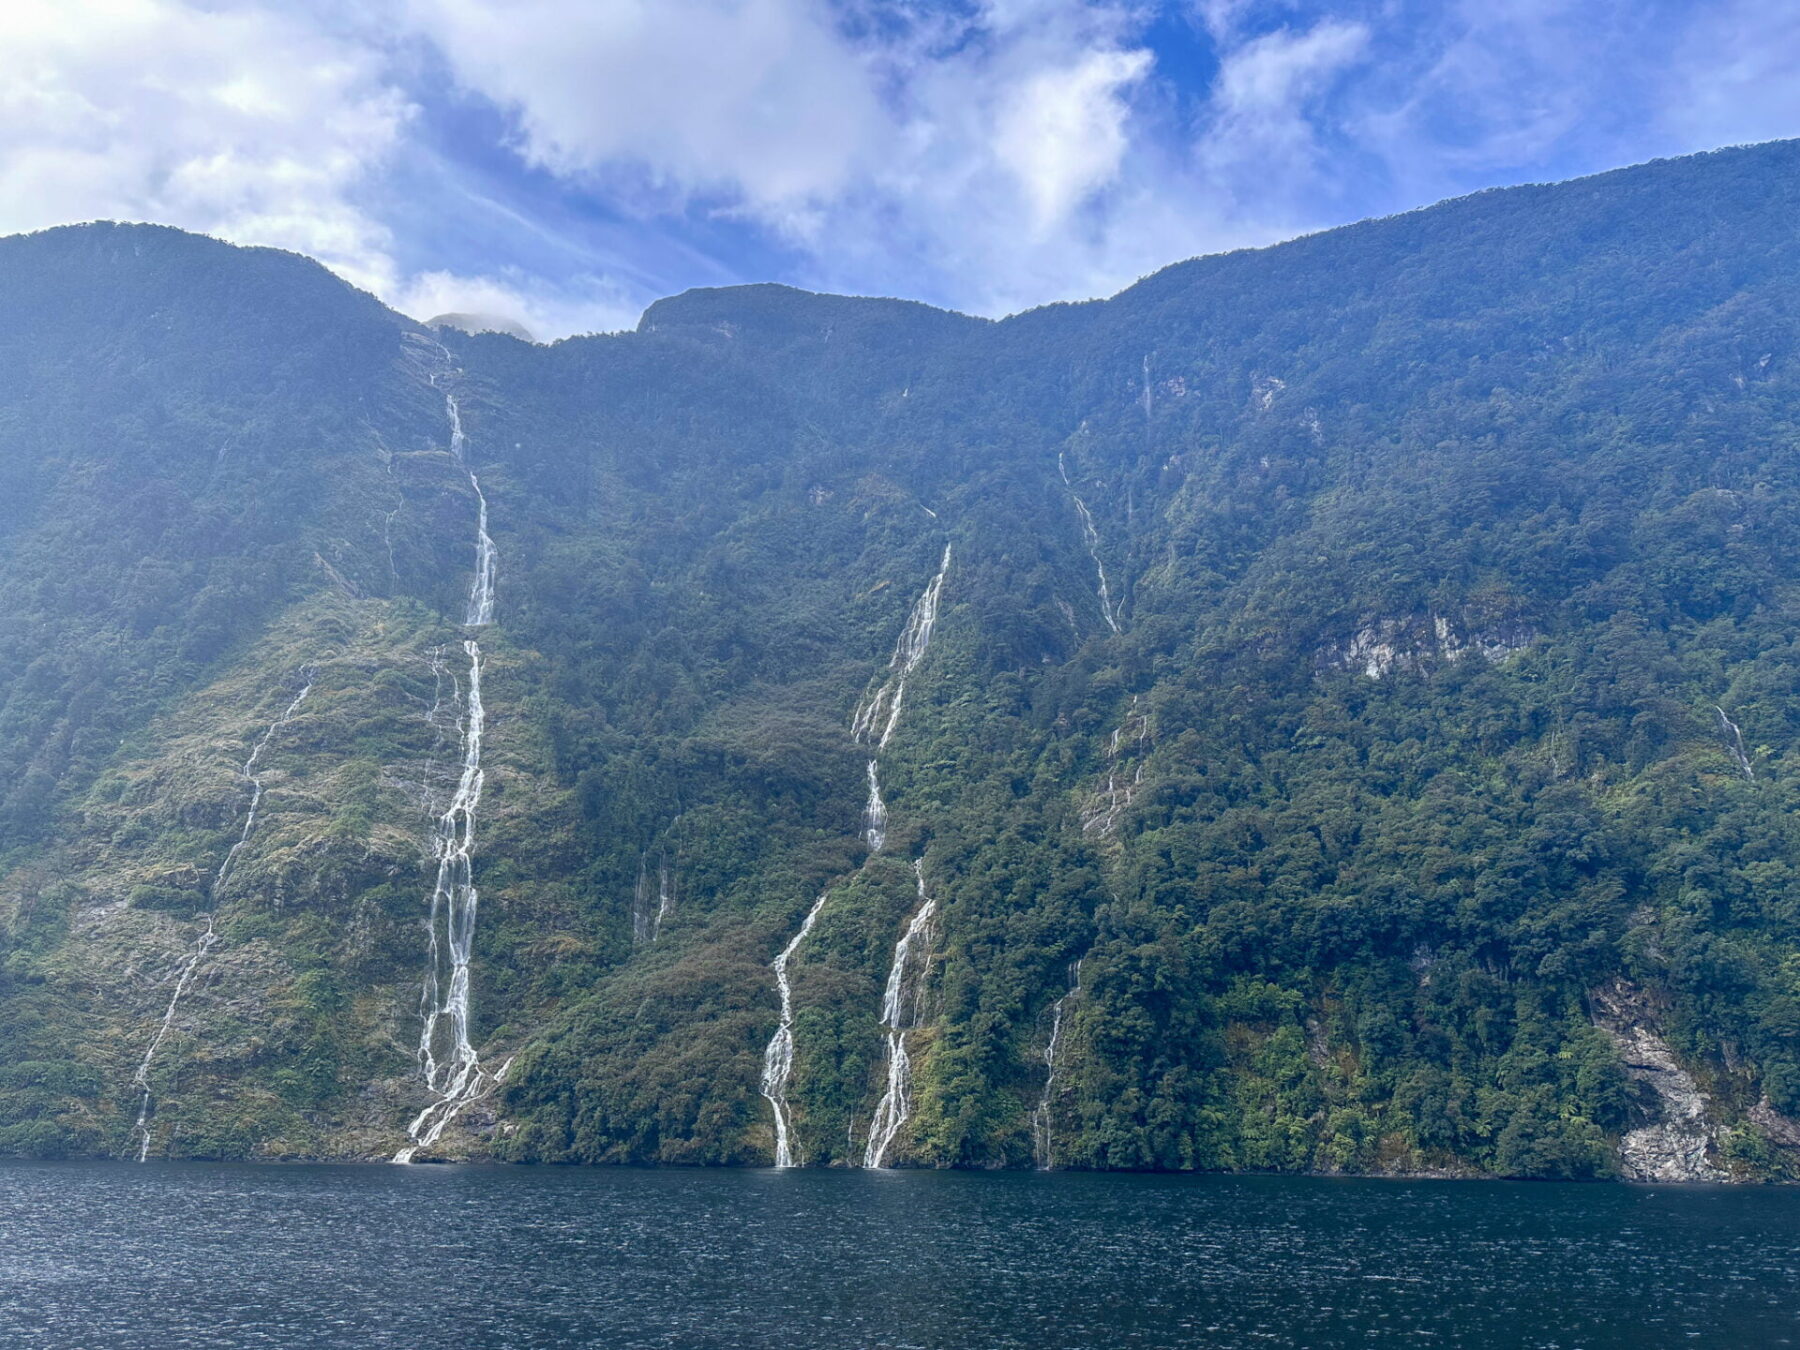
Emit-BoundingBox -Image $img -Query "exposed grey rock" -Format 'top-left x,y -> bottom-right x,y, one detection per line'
1322,612 -> 1536,679
1749,1098 -> 1800,1150
1591,980 -> 1725,1182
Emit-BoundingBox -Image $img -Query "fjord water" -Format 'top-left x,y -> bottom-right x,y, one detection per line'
5,1164 -> 1799,1348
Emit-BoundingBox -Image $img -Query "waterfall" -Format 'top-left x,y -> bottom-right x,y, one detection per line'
1715,706 -> 1755,782
864,860 -> 937,1169
632,856 -> 654,947
757,544 -> 951,1164
851,543 -> 951,750
760,893 -> 829,1168
129,917 -> 217,1161
863,760 -> 888,853
1082,697 -> 1150,835
654,858 -> 674,939
1031,959 -> 1083,1170
633,852 -> 676,945
467,475 -> 496,626
1059,452 -> 1119,634
398,382 -> 506,1160
131,666 -> 317,1160
216,670 -> 315,892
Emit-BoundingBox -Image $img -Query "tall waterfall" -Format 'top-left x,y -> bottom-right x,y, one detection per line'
760,893 -> 829,1168
757,542 -> 952,1164
864,860 -> 937,1168
1031,959 -> 1083,1170
1715,706 -> 1755,782
398,385 -> 508,1161
1059,453 -> 1119,634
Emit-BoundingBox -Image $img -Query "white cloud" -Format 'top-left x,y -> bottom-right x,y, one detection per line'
393,267 -> 640,339
0,0 -> 407,290
1661,0 -> 1800,152
6,0 -> 1798,339
416,0 -> 884,229
994,46 -> 1153,232
1198,19 -> 1369,191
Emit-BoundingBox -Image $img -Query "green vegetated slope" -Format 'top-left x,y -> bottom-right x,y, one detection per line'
4,144 -> 1800,1178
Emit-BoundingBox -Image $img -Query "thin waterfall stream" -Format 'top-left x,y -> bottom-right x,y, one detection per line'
759,893 -> 829,1167
130,667 -> 315,1160
129,918 -> 217,1161
1031,958 -> 1083,1170
1715,705 -> 1755,782
756,542 -> 952,1165
216,670 -> 315,891
864,859 -> 937,1168
1059,452 -> 1119,634
396,379 -> 508,1161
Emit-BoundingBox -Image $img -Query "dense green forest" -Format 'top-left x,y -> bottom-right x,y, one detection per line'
3,142 -> 1800,1180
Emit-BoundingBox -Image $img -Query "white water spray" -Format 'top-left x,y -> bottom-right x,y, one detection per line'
1031,959 -> 1083,1170
1715,706 -> 1755,782
130,917 -> 217,1161
398,382 -> 506,1160
851,543 -> 952,751
632,852 -> 677,945
760,893 -> 828,1168
864,860 -> 937,1168
1083,697 -> 1150,836
757,544 -> 952,1163
862,760 -> 889,852
1059,453 -> 1119,634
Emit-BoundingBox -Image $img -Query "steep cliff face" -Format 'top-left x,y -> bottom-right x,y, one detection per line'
6,145 -> 1800,1177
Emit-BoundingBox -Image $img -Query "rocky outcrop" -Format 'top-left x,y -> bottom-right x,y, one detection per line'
1591,980 -> 1725,1182
1322,613 -> 1536,679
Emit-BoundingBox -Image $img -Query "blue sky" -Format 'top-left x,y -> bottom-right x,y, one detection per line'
3,0 -> 1797,336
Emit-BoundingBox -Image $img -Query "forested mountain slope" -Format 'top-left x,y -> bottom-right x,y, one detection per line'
4,143 -> 1800,1179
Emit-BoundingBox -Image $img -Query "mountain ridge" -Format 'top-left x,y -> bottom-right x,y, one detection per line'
1,141 -> 1799,1179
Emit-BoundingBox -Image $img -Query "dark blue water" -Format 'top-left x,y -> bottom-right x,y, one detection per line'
3,1163 -> 1799,1348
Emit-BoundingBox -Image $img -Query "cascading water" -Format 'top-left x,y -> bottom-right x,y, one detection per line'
216,669 -> 315,892
864,859 -> 937,1168
1082,696 -> 1150,835
130,667 -> 317,1159
633,852 -> 676,945
1715,706 -> 1755,782
654,856 -> 674,939
1031,959 -> 1083,1170
760,893 -> 829,1168
1059,452 -> 1119,634
849,542 -> 952,859
851,543 -> 951,751
632,856 -> 654,946
756,544 -> 953,1163
862,761 -> 889,852
397,382 -> 507,1161
130,918 -> 217,1161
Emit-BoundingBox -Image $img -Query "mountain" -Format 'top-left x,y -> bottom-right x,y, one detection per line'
3,143 -> 1800,1180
